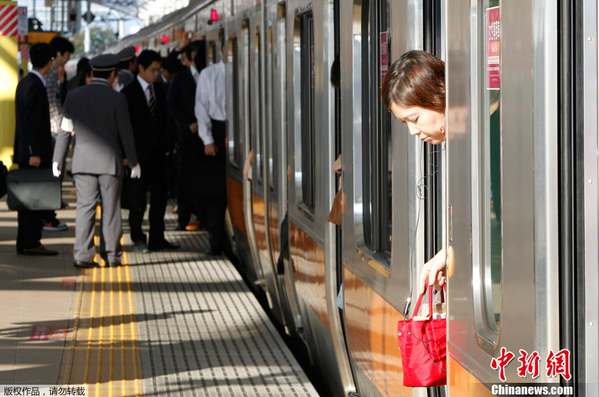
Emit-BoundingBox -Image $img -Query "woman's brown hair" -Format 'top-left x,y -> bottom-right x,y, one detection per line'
381,50 -> 445,113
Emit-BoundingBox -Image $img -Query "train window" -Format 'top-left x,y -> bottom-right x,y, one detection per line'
254,30 -> 264,187
293,11 -> 316,214
475,0 -> 502,342
266,27 -> 275,193
208,42 -> 216,65
354,0 -> 392,260
242,22 -> 251,164
228,37 -> 242,168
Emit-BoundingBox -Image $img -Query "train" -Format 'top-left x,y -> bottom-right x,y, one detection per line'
109,0 -> 598,396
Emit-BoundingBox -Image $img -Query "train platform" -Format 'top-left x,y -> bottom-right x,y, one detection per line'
0,181 -> 317,396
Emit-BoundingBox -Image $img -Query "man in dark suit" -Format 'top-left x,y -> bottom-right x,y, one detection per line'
123,50 -> 179,252
53,54 -> 140,268
13,43 -> 58,256
167,40 -> 206,231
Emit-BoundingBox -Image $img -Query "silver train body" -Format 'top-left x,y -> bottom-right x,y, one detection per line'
115,0 -> 599,395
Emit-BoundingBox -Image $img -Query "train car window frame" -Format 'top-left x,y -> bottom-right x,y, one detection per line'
267,25 -> 276,195
254,27 -> 264,188
292,10 -> 316,217
352,0 -> 392,265
227,35 -> 242,168
472,0 -> 503,350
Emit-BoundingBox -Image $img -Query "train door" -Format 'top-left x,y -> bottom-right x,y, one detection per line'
226,14 -> 261,283
264,1 -> 306,337
341,0 -> 445,395
247,5 -> 287,324
578,0 -> 599,393
445,0 -> 561,393
286,0 -> 355,395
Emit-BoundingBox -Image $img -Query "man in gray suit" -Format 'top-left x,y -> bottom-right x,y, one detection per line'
52,54 -> 140,268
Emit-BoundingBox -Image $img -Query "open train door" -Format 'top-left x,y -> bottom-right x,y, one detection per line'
445,0 -> 566,394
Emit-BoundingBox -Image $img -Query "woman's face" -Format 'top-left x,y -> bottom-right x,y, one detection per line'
389,103 -> 446,145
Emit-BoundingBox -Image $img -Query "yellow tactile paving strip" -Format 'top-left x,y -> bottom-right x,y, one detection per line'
59,243 -> 142,396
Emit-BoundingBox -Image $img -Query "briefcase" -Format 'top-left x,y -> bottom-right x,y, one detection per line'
7,168 -> 61,211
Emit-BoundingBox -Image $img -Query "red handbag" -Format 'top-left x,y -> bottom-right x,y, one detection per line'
397,284 -> 447,387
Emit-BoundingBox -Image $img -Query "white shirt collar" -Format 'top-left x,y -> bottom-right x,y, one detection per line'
190,65 -> 198,79
30,70 -> 46,87
137,74 -> 151,92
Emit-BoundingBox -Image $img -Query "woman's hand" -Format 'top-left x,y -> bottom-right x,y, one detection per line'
420,248 -> 447,294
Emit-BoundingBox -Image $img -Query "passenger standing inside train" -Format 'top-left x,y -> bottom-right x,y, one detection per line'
381,50 -> 447,293
43,36 -> 74,232
52,54 -> 140,268
168,40 -> 207,232
123,50 -> 180,252
194,43 -> 229,255
14,43 -> 59,256
115,47 -> 137,92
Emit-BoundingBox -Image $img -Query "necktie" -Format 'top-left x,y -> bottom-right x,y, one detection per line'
147,85 -> 156,119
147,85 -> 159,146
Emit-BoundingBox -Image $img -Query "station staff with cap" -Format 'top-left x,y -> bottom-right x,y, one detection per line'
115,46 -> 137,92
194,43 -> 229,255
53,54 -> 141,268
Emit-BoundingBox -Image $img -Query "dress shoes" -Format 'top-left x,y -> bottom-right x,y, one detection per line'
20,245 -> 59,256
73,260 -> 100,268
133,240 -> 148,253
147,239 -> 180,251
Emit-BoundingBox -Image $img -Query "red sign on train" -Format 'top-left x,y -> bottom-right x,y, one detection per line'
486,6 -> 500,90
380,31 -> 389,87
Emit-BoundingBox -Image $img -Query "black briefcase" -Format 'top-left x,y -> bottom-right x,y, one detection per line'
7,168 -> 61,211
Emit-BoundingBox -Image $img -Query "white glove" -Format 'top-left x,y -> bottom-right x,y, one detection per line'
60,117 -> 73,132
130,163 -> 141,179
52,162 -> 61,178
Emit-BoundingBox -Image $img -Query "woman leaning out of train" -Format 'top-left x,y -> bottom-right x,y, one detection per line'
382,49 -> 448,294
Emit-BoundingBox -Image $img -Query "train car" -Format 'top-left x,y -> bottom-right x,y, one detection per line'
112,0 -> 598,395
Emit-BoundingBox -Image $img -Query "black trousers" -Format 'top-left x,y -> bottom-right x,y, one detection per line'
128,156 -> 167,245
203,119 -> 228,253
177,134 -> 206,227
17,209 -> 43,252
16,162 -> 46,252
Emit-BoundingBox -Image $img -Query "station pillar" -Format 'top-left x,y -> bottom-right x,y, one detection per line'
0,1 -> 18,167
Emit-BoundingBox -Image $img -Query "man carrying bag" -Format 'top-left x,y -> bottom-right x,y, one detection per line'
13,43 -> 58,256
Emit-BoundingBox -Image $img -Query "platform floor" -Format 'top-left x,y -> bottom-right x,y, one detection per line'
0,182 -> 317,396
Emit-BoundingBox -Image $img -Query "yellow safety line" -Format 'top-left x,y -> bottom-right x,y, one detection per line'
63,214 -> 141,396
125,263 -> 140,396
117,265 -> 127,397
109,266 -> 114,397
96,261 -> 105,397
84,267 -> 98,385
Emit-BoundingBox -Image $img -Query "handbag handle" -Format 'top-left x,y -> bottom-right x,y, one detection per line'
411,278 -> 447,320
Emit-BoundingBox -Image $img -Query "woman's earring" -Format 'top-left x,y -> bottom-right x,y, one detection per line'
440,126 -> 446,134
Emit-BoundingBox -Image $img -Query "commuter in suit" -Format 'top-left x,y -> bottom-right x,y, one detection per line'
167,40 -> 207,231
53,54 -> 140,268
115,47 -> 137,92
43,36 -> 73,232
122,50 -> 179,252
194,44 -> 230,255
13,43 -> 59,256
